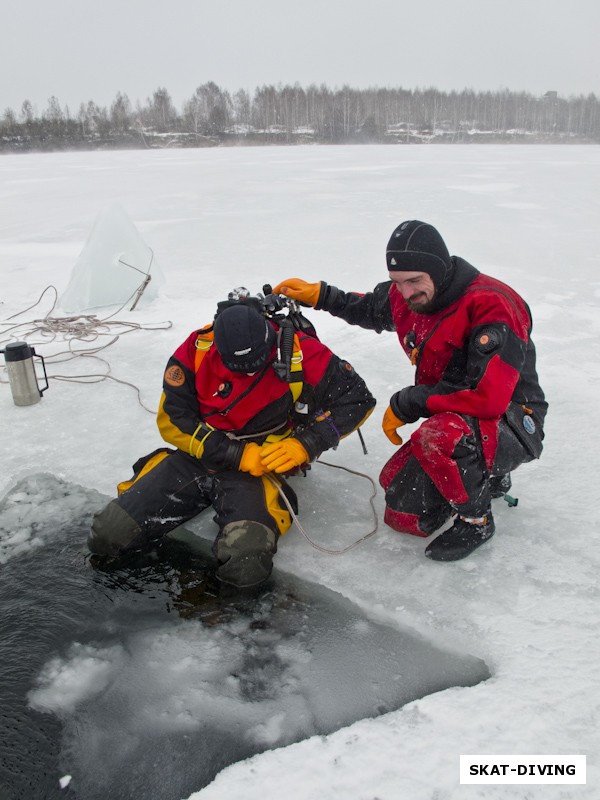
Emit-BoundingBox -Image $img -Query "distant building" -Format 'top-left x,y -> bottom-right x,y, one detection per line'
542,91 -> 558,101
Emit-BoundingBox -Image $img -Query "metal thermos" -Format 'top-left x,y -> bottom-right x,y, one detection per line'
0,341 -> 49,406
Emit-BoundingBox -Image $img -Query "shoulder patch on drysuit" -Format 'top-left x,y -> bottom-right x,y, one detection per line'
338,360 -> 356,378
473,327 -> 504,354
165,365 -> 186,387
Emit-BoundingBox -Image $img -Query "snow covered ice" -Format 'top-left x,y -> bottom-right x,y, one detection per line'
1,144 -> 599,799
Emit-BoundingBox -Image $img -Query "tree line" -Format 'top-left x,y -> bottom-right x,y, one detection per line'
1,82 -> 599,152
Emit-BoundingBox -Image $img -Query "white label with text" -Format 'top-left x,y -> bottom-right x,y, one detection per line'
460,755 -> 586,784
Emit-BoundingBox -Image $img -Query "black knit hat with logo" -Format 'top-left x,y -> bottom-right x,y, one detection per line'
213,304 -> 276,373
386,220 -> 453,291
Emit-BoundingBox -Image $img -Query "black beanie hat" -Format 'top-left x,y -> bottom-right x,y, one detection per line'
386,220 -> 453,290
213,304 -> 276,373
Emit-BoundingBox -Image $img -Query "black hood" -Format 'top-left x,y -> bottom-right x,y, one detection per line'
427,257 -> 479,312
213,304 -> 276,373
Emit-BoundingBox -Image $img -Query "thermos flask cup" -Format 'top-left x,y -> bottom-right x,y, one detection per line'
1,342 -> 49,406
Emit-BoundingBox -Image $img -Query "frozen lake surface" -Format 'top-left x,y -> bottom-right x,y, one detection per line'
1,144 -> 599,799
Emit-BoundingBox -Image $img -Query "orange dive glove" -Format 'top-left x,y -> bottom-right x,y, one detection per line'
260,438 -> 310,474
382,405 -> 406,445
239,443 -> 267,477
272,278 -> 321,308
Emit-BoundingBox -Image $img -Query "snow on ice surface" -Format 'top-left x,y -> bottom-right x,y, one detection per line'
1,144 -> 599,799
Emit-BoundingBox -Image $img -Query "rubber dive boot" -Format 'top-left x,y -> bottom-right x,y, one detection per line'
215,520 -> 277,588
425,512 -> 495,562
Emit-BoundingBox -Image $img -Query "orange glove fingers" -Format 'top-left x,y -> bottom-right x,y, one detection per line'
239,443 -> 266,477
264,455 -> 296,473
271,278 -> 321,307
260,439 -> 310,473
382,405 -> 406,446
260,444 -> 294,473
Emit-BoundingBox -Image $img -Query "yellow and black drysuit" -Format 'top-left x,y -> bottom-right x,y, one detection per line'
88,315 -> 375,586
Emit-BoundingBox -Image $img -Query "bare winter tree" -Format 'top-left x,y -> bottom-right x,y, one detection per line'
0,107 -> 17,135
20,100 -> 35,126
110,92 -> 132,134
145,87 -> 177,133
43,96 -> 65,136
252,84 -> 280,132
183,82 -> 232,137
232,88 -> 251,131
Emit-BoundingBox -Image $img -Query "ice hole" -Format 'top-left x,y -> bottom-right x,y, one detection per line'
0,475 -> 490,799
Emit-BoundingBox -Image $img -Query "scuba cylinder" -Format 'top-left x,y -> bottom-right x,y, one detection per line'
273,319 -> 295,382
0,342 -> 49,406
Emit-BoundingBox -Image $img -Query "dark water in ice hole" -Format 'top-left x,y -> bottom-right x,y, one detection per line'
0,478 -> 490,800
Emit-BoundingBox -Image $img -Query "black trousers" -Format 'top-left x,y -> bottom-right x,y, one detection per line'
380,413 -> 535,537
119,450 -> 288,539
89,450 -> 297,583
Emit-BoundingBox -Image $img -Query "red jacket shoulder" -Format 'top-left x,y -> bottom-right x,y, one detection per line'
172,326 -> 213,370
462,274 -> 531,338
298,332 -> 333,384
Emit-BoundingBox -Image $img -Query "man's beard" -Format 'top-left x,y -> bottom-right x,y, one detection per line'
406,293 -> 437,314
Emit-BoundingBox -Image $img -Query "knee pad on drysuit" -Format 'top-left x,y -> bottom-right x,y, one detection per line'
215,520 -> 278,588
88,500 -> 142,557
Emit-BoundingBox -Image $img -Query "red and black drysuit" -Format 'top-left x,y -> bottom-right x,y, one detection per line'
89,320 -> 375,567
313,258 -> 547,536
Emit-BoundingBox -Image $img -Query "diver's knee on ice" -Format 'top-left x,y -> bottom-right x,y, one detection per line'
88,500 -> 142,556
215,520 -> 277,588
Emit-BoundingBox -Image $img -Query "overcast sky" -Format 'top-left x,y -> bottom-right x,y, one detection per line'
1,0 -> 599,115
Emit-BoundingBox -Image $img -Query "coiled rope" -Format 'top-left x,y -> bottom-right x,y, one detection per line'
0,285 -> 172,414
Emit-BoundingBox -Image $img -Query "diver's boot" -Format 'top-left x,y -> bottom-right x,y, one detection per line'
425,512 -> 495,562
